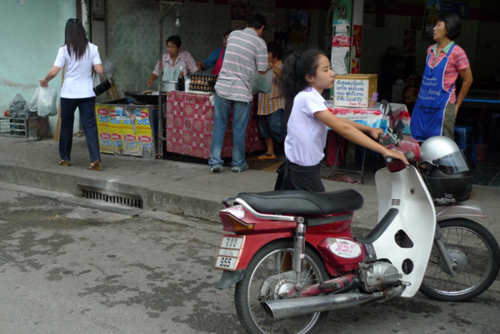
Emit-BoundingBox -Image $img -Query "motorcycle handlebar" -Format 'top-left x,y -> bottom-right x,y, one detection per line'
385,151 -> 414,165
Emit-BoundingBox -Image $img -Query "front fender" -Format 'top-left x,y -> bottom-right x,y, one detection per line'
436,203 -> 486,221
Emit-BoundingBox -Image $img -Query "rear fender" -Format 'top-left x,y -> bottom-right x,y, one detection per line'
234,232 -> 293,271
214,233 -> 293,289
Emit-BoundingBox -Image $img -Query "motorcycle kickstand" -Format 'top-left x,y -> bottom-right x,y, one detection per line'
434,225 -> 458,277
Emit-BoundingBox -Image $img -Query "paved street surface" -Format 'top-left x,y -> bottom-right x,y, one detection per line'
1,185 -> 499,334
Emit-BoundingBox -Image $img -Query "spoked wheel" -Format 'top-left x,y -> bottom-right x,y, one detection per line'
420,218 -> 500,302
235,239 -> 330,334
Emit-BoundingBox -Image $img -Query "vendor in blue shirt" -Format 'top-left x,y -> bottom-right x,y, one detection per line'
196,30 -> 233,76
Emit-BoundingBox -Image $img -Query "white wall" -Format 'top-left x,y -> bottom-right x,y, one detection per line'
0,0 -> 76,135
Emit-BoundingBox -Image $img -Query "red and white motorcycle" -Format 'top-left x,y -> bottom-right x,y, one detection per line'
214,101 -> 500,334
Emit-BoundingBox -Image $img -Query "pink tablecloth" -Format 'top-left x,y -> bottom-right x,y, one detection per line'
326,103 -> 411,167
166,91 -> 265,159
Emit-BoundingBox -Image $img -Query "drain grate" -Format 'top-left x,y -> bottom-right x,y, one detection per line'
79,186 -> 143,209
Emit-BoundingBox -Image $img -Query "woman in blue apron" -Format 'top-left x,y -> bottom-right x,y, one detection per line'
410,13 -> 473,142
147,35 -> 199,88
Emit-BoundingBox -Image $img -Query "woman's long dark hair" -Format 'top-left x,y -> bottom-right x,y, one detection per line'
64,18 -> 88,60
280,49 -> 324,123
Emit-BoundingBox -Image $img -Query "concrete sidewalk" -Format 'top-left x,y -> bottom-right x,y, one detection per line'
0,135 -> 499,241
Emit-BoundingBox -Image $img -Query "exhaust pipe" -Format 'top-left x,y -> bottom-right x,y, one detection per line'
263,293 -> 380,319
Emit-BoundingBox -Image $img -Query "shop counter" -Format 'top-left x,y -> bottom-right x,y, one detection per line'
326,103 -> 411,183
166,91 -> 265,159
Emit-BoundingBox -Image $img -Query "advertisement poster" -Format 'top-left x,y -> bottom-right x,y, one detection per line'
424,0 -> 440,36
288,12 -> 309,53
331,47 -> 349,75
332,36 -> 351,48
353,25 -> 362,58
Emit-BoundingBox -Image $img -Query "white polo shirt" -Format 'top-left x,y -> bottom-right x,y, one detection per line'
285,87 -> 328,166
54,43 -> 102,99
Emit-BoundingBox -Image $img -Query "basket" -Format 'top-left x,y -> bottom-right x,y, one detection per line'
0,117 -> 28,137
475,144 -> 488,161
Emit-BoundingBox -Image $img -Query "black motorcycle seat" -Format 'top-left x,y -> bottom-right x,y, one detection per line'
236,190 -> 364,216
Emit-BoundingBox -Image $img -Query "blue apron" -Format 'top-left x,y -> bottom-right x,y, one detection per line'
410,44 -> 456,141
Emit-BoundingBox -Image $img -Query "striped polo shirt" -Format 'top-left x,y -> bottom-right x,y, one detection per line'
257,60 -> 285,115
215,28 -> 268,103
427,42 -> 470,104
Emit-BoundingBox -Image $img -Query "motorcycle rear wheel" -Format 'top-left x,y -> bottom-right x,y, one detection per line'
234,239 -> 330,334
420,218 -> 500,302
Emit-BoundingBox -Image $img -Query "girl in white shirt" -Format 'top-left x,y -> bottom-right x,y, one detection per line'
277,49 -> 408,192
40,18 -> 104,171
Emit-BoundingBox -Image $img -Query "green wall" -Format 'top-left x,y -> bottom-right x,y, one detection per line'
0,0 -> 76,133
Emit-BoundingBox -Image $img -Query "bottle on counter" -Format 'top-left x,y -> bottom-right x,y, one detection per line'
178,65 -> 185,92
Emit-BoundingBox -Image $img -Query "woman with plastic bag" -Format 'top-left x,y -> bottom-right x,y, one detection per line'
39,18 -> 104,171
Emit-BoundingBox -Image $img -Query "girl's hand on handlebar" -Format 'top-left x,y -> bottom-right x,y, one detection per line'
369,128 -> 384,141
383,149 -> 409,165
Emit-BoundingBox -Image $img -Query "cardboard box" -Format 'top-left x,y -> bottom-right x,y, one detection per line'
334,74 -> 378,108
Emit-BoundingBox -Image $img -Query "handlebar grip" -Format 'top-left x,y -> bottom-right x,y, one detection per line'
405,151 -> 415,161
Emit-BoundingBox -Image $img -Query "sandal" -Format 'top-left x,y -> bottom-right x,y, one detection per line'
58,160 -> 70,167
258,153 -> 277,160
88,161 -> 102,171
330,173 -> 360,184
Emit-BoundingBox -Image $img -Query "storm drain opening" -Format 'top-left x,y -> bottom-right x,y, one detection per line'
78,185 -> 143,209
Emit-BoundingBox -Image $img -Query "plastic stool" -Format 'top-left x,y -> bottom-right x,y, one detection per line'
454,125 -> 475,163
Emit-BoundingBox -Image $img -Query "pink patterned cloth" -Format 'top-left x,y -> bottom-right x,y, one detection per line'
166,92 -> 265,159
153,51 -> 199,76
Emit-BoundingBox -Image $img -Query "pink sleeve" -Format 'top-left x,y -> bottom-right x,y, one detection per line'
153,54 -> 167,76
183,51 -> 199,74
153,60 -> 161,76
453,47 -> 470,71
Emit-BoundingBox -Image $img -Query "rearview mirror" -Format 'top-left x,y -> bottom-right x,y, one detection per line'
393,119 -> 405,137
379,100 -> 392,116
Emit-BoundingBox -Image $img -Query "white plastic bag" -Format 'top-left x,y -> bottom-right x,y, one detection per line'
36,86 -> 58,117
251,70 -> 273,94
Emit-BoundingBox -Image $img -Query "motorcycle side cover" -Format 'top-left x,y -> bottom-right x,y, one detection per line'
374,166 -> 436,297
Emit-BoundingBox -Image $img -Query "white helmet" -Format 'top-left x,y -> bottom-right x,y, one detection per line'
420,136 -> 472,205
420,136 -> 468,173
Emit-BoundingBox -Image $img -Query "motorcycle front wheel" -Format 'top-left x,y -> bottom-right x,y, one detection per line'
420,218 -> 500,302
234,239 -> 330,334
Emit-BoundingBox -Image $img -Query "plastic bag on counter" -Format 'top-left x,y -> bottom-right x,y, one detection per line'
35,86 -> 58,117
251,70 -> 272,94
8,94 -> 27,118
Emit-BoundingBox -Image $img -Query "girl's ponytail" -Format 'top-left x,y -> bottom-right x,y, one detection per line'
280,49 -> 325,120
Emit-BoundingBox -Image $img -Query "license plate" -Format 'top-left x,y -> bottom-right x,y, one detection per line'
215,236 -> 245,271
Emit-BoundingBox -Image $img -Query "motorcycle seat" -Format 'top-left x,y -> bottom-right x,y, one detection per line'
236,189 -> 363,216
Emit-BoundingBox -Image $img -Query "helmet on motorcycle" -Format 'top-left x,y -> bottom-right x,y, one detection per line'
419,136 -> 472,205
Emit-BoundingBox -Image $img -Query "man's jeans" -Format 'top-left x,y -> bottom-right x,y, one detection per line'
209,93 -> 251,169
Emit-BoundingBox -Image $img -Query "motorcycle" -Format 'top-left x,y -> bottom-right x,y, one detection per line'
213,101 -> 500,334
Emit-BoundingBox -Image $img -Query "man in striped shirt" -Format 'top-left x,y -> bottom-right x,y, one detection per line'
209,14 -> 268,173
257,42 -> 286,160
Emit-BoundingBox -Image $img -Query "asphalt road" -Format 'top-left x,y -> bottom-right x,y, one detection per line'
0,185 -> 499,334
